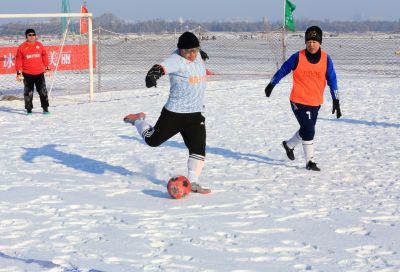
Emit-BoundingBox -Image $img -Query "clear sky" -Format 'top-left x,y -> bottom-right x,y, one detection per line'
1,0 -> 399,22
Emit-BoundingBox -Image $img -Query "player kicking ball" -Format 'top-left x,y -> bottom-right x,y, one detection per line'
124,32 -> 211,194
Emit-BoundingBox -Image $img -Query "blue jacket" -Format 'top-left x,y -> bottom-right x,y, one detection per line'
271,49 -> 339,100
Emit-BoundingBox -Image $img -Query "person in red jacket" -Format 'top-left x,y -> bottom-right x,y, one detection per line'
16,29 -> 50,115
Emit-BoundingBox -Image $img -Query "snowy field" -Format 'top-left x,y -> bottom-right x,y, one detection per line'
0,74 -> 399,271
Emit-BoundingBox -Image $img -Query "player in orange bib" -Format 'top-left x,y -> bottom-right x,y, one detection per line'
264,26 -> 342,171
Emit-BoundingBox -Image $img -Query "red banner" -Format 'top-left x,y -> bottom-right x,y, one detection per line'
0,44 -> 96,74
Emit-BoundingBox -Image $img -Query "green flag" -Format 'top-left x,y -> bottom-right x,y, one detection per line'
285,0 -> 296,31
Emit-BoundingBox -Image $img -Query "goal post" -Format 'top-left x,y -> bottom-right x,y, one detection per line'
0,12 -> 95,101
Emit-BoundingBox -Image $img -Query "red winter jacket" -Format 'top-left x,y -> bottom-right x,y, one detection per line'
15,41 -> 49,75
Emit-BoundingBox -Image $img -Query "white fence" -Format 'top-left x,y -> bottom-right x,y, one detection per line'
1,28 -> 399,100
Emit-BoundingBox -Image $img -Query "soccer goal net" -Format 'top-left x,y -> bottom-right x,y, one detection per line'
265,27 -> 400,77
93,26 -> 400,94
0,13 -> 94,101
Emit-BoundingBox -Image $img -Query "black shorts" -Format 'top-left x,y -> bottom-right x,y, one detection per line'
144,108 -> 206,156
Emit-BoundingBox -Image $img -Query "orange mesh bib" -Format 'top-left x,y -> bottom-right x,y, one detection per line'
290,50 -> 327,106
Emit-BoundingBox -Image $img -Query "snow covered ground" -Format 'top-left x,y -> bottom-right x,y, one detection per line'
0,74 -> 399,272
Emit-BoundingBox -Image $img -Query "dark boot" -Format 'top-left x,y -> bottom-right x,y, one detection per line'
306,161 -> 320,171
282,141 -> 295,160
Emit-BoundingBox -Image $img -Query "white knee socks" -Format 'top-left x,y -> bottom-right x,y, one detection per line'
286,131 -> 302,149
302,140 -> 315,163
135,120 -> 152,139
187,155 -> 205,184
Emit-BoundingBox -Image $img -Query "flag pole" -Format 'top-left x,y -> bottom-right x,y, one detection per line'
283,0 -> 286,27
282,0 -> 287,62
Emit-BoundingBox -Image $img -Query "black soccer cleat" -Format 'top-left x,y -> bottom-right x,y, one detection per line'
282,141 -> 295,160
306,161 -> 320,171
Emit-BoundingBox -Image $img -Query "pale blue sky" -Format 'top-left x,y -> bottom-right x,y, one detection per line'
2,0 -> 399,22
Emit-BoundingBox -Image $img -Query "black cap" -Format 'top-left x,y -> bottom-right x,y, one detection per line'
25,28 -> 36,37
305,26 -> 322,44
177,32 -> 200,49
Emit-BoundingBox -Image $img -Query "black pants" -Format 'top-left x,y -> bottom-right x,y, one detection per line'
23,73 -> 49,111
144,108 -> 206,157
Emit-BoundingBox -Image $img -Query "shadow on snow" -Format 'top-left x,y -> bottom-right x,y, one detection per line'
119,135 -> 285,165
21,144 -> 167,195
142,189 -> 171,199
0,251 -> 103,272
319,117 -> 400,128
21,144 -> 133,176
0,106 -> 27,115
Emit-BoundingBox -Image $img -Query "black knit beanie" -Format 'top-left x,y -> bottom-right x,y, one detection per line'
305,26 -> 322,44
177,32 -> 200,49
25,28 -> 36,37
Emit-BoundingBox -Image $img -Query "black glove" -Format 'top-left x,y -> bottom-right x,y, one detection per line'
199,49 -> 209,61
265,82 -> 274,97
332,99 -> 342,119
145,64 -> 164,88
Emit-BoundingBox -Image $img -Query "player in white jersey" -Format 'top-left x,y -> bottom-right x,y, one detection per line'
124,32 -> 210,193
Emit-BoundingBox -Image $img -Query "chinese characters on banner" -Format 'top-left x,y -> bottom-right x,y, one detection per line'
0,44 -> 96,74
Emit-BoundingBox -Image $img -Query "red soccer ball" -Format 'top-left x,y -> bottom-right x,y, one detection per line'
167,176 -> 191,199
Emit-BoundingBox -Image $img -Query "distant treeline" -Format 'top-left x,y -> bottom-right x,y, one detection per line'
1,13 -> 399,36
